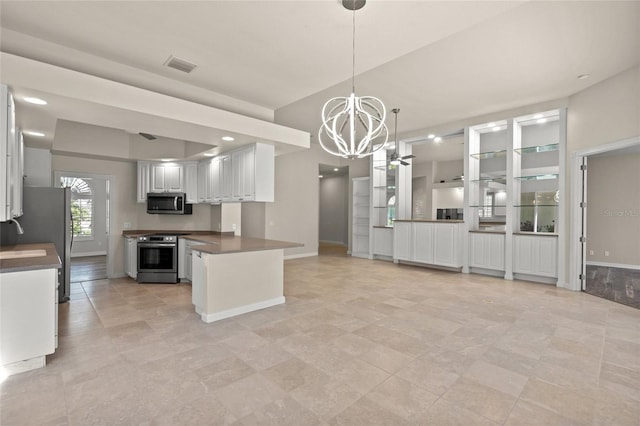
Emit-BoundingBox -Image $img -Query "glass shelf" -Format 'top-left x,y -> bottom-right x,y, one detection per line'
470,205 -> 507,208
374,185 -> 396,190
514,143 -> 558,154
514,204 -> 558,207
373,206 -> 389,209
514,174 -> 558,181
470,177 -> 506,183
470,150 -> 507,159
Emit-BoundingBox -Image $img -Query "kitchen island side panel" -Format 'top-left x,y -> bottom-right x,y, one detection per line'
202,249 -> 284,317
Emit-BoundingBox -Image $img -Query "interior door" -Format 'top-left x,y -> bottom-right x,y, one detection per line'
580,157 -> 587,291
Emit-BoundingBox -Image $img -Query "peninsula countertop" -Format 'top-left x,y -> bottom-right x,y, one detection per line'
187,235 -> 302,255
0,243 -> 62,273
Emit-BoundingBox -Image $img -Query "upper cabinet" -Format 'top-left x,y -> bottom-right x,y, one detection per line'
150,163 -> 184,193
137,142 -> 275,205
1,84 -> 23,222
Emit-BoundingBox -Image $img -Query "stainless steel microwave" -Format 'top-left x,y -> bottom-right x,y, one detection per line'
146,192 -> 192,215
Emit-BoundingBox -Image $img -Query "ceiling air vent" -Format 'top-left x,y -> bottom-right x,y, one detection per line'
164,55 -> 198,74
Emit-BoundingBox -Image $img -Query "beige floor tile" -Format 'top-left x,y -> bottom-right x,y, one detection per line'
214,373 -> 287,419
505,399 -> 584,426
463,359 -> 528,397
328,395 -> 410,426
519,377 -> 596,424
3,253 -> 640,426
414,397 -> 499,426
365,376 -> 439,420
441,377 -> 518,424
234,396 -> 323,426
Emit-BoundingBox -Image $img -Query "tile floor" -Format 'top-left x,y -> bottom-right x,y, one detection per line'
2,253 -> 640,425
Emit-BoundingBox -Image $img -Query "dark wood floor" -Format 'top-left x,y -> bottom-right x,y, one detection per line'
70,255 -> 107,282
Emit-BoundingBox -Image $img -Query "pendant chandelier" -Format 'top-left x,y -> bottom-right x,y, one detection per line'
318,0 -> 388,159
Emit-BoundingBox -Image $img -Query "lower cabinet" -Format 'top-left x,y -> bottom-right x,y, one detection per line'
393,221 -> 462,269
372,227 -> 393,258
513,234 -> 558,278
469,232 -> 505,271
179,238 -> 206,282
123,237 -> 137,279
0,268 -> 57,374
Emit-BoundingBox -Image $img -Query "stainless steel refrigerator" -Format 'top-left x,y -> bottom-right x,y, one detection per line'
0,187 -> 72,302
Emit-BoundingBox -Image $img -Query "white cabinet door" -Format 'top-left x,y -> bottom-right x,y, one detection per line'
470,232 -> 505,271
0,85 -> 16,221
10,130 -> 23,218
433,223 -> 461,267
191,250 -> 206,313
150,163 -> 184,193
393,222 -> 412,261
137,162 -> 150,203
373,227 -> 393,257
184,162 -> 198,203
232,146 -> 256,201
197,159 -> 215,204
221,155 -> 233,202
124,237 -> 137,279
413,222 -> 434,264
514,235 -> 557,278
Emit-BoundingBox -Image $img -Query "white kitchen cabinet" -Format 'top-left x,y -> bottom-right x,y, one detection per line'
413,222 -> 435,264
212,155 -> 232,202
1,84 -> 19,222
231,143 -> 274,202
137,161 -> 150,203
392,221 -> 411,261
513,234 -> 557,278
197,159 -> 213,204
1,268 -> 57,375
393,221 -> 462,269
123,236 -> 137,279
184,162 -> 198,203
150,163 -> 184,193
469,232 -> 505,271
372,227 -> 393,258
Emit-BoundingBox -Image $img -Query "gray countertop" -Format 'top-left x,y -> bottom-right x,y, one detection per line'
0,243 -> 62,273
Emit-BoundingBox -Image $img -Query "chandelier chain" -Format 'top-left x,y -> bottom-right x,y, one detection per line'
351,1 -> 356,94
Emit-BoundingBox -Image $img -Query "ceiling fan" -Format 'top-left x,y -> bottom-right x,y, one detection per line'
389,108 -> 415,166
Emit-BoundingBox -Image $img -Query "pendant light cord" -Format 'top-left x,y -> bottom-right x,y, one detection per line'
351,0 -> 356,94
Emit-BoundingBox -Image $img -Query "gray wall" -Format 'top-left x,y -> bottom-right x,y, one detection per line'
586,153 -> 640,266
319,174 -> 348,245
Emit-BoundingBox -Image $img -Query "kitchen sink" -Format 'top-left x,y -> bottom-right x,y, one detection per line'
0,249 -> 47,260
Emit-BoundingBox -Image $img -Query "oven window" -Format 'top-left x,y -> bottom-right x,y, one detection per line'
138,246 -> 175,270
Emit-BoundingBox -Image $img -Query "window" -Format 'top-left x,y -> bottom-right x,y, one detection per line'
61,177 -> 93,238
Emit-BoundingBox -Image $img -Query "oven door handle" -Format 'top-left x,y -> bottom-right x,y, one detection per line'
139,243 -> 176,248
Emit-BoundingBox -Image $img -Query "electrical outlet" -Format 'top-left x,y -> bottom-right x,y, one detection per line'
232,224 -> 236,231
604,251 -> 610,257
589,250 -> 594,255
124,222 -> 131,230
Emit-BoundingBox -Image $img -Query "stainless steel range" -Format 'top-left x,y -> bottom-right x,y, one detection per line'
137,234 -> 178,283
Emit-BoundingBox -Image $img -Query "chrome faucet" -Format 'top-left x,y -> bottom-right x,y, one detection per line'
7,218 -> 24,235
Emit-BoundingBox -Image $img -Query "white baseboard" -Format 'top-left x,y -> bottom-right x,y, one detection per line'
71,251 -> 107,258
2,356 -> 46,377
319,240 -> 347,246
200,296 -> 285,323
285,252 -> 318,260
586,261 -> 640,270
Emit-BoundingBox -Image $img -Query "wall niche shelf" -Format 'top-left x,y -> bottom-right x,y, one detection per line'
514,143 -> 558,154
470,150 -> 507,160
514,174 -> 558,181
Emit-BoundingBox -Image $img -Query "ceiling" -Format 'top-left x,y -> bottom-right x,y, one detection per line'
1,1 -> 638,162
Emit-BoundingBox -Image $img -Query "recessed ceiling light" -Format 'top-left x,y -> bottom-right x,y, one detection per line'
434,136 -> 442,143
222,136 -> 234,141
23,130 -> 45,137
204,153 -> 215,157
333,168 -> 339,172
160,159 -> 175,162
427,134 -> 435,139
23,97 -> 47,105
319,175 -> 324,178
578,73 -> 591,80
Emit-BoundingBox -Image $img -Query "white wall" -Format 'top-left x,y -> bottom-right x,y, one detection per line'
23,147 -> 51,187
319,174 -> 348,245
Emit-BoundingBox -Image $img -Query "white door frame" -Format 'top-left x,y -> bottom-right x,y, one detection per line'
568,136 -> 640,291
54,171 -> 116,278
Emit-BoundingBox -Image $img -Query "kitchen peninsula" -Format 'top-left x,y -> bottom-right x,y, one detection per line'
187,234 -> 301,323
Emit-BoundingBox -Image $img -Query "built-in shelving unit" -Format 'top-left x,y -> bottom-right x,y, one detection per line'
464,109 -> 566,284
351,177 -> 370,258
